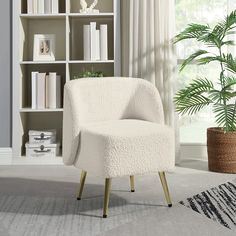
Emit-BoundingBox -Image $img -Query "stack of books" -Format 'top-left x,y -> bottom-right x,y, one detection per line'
83,22 -> 108,61
27,0 -> 59,14
31,72 -> 61,109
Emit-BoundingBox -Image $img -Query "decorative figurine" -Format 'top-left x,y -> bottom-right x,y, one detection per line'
80,0 -> 99,14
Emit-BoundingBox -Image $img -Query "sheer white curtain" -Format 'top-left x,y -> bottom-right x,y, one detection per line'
121,0 -> 180,162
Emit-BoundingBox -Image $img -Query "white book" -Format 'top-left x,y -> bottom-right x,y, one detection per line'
51,0 -> 59,14
45,75 -> 49,108
38,0 -> 45,14
37,73 -> 46,109
46,73 -> 61,108
31,71 -> 38,109
47,72 -> 57,109
90,22 -> 97,61
56,75 -> 61,108
27,0 -> 34,14
44,0 -> 52,14
83,25 -> 91,61
95,30 -> 100,60
100,24 -> 108,60
33,0 -> 38,14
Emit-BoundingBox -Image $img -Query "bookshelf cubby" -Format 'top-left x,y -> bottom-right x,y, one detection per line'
13,0 -> 121,164
19,63 -> 66,109
69,16 -> 114,60
20,18 -> 66,61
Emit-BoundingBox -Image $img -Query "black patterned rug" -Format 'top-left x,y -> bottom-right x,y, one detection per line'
180,179 -> 236,229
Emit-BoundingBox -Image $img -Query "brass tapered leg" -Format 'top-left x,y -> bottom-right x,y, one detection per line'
103,178 -> 112,218
77,170 -> 87,200
158,172 -> 172,207
130,175 -> 135,192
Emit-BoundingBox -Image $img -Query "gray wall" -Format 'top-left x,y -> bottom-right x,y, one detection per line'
0,0 -> 11,147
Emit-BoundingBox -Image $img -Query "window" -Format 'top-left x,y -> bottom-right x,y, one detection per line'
176,0 -> 236,143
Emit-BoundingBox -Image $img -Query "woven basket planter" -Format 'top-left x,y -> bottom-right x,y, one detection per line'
207,127 -> 236,173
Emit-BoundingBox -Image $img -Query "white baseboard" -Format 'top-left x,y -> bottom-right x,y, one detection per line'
12,156 -> 63,165
0,148 -> 63,165
180,143 -> 207,161
0,148 -> 12,165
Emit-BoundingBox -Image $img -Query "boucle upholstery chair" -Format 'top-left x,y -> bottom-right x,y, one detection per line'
63,77 -> 175,218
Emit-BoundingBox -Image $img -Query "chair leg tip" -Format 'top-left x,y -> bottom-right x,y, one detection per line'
103,214 -> 107,218
131,190 -> 135,192
77,197 -> 81,201
168,204 -> 172,207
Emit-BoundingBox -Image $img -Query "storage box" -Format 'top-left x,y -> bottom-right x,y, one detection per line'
25,142 -> 60,158
29,130 -> 56,145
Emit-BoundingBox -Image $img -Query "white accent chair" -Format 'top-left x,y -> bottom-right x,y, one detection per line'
63,77 -> 175,218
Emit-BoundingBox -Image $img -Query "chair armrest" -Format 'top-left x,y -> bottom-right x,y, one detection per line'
62,86 -> 80,165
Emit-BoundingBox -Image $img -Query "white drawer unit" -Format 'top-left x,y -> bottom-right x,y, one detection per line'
29,130 -> 56,145
25,142 -> 60,158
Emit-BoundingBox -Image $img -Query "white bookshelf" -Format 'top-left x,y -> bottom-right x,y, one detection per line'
12,0 -> 121,163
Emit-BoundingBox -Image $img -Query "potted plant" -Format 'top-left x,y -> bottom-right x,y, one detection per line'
73,69 -> 104,79
174,10 -> 236,173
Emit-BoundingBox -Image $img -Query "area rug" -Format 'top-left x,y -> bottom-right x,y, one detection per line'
0,165 -> 235,236
180,179 -> 236,229
0,192 -> 163,236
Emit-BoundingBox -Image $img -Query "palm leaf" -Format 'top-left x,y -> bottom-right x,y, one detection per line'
209,89 -> 223,103
198,32 -> 222,48
209,90 -> 236,103
175,94 -> 212,115
174,24 -> 210,43
174,78 -> 214,103
218,53 -> 236,74
180,50 -> 209,71
196,56 -> 218,65
174,78 -> 214,115
224,10 -> 236,32
222,40 -> 235,46
214,103 -> 236,131
223,76 -> 236,90
213,10 -> 236,40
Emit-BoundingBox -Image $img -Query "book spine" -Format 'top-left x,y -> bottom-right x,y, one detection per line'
90,22 -> 96,61
45,75 -> 49,108
95,29 -> 100,60
31,71 -> 38,109
51,0 -> 59,14
44,0 -> 52,14
56,75 -> 61,108
83,25 -> 91,61
38,0 -> 45,14
33,0 -> 38,14
48,72 -> 57,109
37,73 -> 46,109
27,0 -> 33,14
100,24 -> 108,61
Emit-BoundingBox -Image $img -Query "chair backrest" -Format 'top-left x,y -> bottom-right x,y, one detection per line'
63,77 -> 164,165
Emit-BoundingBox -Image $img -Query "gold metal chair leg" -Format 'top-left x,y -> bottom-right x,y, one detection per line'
130,175 -> 135,192
77,170 -> 87,200
158,172 -> 172,207
103,178 -> 112,218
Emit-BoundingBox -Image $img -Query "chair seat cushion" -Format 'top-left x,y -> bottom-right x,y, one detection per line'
75,119 -> 175,177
